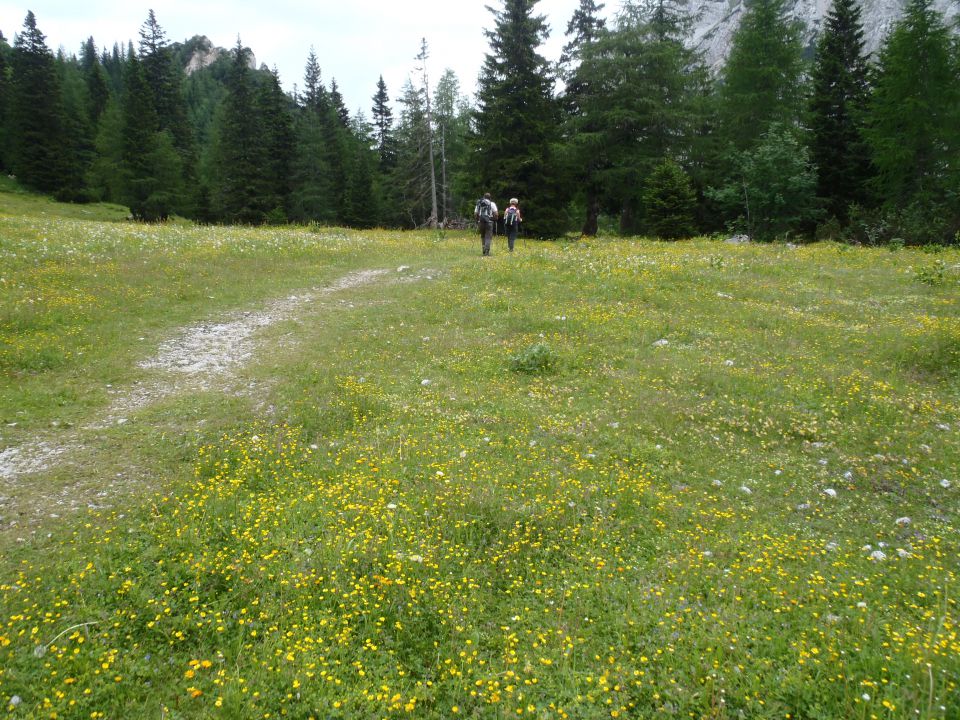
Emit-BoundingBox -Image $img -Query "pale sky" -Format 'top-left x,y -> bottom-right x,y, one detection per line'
1,0 -> 618,114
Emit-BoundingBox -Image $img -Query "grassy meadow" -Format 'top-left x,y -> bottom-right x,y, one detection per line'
1,192 -> 958,719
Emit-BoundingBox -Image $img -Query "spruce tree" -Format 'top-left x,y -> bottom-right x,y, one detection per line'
433,70 -> 471,222
560,0 -> 607,235
371,75 -> 396,169
211,40 -> 267,223
864,0 -> 958,211
473,0 -> 566,237
0,31 -> 10,172
138,10 -> 196,214
809,0 -> 872,222
9,12 -> 69,193
255,68 -> 295,221
80,37 -> 110,123
393,79 -> 434,227
717,0 -> 806,152
642,159 -> 697,239
329,79 -> 350,127
56,52 -> 95,200
290,51 -> 335,223
569,0 -> 706,234
121,53 -> 167,218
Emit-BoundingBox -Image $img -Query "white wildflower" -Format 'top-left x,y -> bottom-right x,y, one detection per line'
895,516 -> 911,527
823,488 -> 837,497
870,550 -> 887,561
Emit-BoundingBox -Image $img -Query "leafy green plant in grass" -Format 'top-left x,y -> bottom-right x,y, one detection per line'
509,341 -> 557,374
915,258 -> 947,286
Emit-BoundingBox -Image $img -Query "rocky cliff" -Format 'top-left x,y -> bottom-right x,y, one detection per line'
683,0 -> 959,70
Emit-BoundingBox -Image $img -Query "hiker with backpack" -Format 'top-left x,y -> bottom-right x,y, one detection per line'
475,192 -> 499,256
503,198 -> 522,252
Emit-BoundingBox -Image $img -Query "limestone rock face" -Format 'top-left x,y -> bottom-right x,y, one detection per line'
682,0 -> 958,71
181,36 -> 257,76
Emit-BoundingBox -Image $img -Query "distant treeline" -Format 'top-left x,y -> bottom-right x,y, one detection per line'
1,0 -> 958,242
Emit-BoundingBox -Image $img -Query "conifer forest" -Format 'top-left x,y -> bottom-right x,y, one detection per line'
1,0 -> 959,243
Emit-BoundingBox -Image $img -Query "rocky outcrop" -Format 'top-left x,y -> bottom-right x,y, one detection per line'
180,35 -> 257,76
682,0 -> 958,71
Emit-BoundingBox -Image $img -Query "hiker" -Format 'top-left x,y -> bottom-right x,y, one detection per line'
503,198 -> 522,252
474,192 -> 499,256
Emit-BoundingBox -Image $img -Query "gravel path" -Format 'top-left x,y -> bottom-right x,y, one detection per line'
0,268 -> 403,489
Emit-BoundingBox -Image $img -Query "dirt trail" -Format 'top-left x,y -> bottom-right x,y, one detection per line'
0,267 -> 425,529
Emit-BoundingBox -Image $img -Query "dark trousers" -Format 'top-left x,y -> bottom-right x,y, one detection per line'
506,227 -> 518,251
479,219 -> 493,255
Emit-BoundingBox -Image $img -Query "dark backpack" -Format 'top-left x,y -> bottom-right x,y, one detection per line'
504,206 -> 519,226
477,198 -> 492,221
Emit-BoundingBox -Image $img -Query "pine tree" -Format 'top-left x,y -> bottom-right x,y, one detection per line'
255,68 -> 295,221
290,51 -> 335,223
569,0 -> 706,234
864,0 -> 959,210
211,40 -> 268,223
473,0 -> 567,237
560,0 -> 607,235
642,158 -> 697,239
371,75 -> 396,169
393,79 -> 434,226
343,113 -> 379,227
433,69 -> 471,222
809,0 -> 872,222
9,12 -> 70,193
717,0 -> 806,152
329,79 -> 350,127
121,53 -> 167,218
80,37 -> 110,123
301,49 -> 328,114
56,52 -> 95,200
138,10 -> 196,214
0,31 -> 11,171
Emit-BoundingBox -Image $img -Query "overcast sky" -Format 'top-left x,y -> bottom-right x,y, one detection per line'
1,0 -> 618,114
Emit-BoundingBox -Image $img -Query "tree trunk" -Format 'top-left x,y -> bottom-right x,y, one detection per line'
581,191 -> 599,236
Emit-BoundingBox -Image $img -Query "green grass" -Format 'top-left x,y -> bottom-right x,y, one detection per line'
0,191 -> 958,718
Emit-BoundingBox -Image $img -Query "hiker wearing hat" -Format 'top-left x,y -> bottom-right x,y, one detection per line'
503,198 -> 522,252
474,192 -> 499,256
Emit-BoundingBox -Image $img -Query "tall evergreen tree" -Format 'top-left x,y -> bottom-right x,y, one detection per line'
9,12 -> 70,193
56,52 -> 95,199
717,0 -> 806,152
433,69 -> 471,222
255,68 -> 295,220
473,0 -> 566,237
211,40 -> 267,223
290,51 -> 335,223
393,78 -> 434,227
121,52 -> 174,219
0,31 -> 11,172
569,0 -> 706,234
560,0 -> 607,235
864,0 -> 959,210
329,79 -> 350,127
138,10 -> 195,214
809,0 -> 872,222
301,48 -> 328,113
80,37 -> 110,123
371,75 -> 396,169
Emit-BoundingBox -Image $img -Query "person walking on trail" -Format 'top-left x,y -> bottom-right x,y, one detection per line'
475,192 -> 499,256
503,198 -> 522,252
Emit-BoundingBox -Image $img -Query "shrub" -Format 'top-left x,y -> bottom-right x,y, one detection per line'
509,342 -> 557,374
